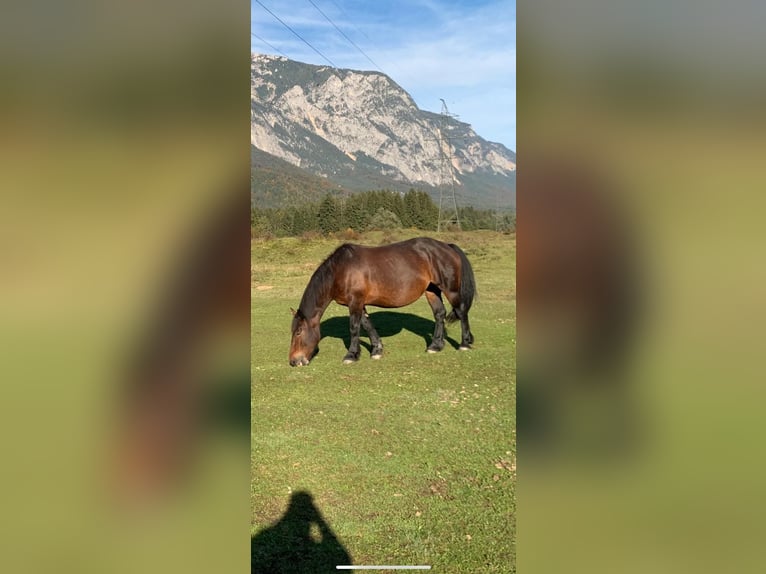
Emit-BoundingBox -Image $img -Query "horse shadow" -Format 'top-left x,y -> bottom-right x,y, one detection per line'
320,311 -> 461,353
251,491 -> 352,574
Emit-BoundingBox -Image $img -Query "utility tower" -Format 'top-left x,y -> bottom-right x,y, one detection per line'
436,99 -> 461,232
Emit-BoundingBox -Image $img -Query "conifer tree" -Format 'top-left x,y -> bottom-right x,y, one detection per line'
317,194 -> 341,234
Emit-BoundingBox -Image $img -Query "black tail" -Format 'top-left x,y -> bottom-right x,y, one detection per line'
447,243 -> 476,323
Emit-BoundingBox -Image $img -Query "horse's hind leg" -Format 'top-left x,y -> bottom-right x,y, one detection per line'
459,312 -> 474,349
361,309 -> 384,359
425,288 -> 446,353
444,290 -> 474,350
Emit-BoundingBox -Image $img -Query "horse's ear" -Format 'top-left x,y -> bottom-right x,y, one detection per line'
290,307 -> 296,317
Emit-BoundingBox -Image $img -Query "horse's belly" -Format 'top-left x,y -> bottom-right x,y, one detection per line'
366,277 -> 427,308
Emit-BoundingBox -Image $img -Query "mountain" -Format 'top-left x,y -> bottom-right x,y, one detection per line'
251,53 -> 516,210
251,146 -> 352,209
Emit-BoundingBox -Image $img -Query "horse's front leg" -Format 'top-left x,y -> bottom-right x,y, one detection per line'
343,304 -> 364,364
361,309 -> 383,359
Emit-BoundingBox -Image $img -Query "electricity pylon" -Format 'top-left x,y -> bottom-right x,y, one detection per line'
436,99 -> 461,232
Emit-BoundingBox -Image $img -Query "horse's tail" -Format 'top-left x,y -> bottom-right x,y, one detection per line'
447,243 -> 476,323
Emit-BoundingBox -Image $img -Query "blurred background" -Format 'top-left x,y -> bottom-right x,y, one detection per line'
0,0 -> 250,572
517,1 -> 766,572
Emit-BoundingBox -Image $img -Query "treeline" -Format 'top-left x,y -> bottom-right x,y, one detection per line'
251,189 -> 515,237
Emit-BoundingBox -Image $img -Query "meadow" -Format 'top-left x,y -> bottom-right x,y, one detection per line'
251,229 -> 516,572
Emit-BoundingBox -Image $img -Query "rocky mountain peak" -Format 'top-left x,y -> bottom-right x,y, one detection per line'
251,53 -> 515,208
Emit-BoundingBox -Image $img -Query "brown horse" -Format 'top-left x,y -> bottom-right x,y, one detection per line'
289,237 -> 476,366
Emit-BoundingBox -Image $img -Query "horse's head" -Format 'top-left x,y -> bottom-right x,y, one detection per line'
289,308 -> 320,366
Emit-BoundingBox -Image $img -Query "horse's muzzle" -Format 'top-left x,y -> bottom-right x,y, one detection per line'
289,356 -> 310,367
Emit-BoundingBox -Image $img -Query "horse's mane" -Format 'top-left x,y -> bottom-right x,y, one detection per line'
297,243 -> 355,318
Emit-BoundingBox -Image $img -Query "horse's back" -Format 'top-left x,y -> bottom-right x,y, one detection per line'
352,237 -> 453,259
335,238 -> 452,307
351,238 -> 457,276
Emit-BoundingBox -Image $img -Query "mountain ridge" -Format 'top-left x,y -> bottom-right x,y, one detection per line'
251,53 -> 515,210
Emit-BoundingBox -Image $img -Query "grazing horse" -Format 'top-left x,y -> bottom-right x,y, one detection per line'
289,237 -> 476,366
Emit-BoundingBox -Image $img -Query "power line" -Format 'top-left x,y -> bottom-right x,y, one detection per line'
324,0 -> 409,84
306,0 -> 383,73
253,0 -> 338,67
327,0 -> 373,43
250,31 -> 289,58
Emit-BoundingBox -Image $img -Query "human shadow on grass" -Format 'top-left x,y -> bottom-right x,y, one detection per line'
251,491 -> 352,574
320,311 -> 461,354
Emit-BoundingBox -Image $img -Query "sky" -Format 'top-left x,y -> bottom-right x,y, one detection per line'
251,0 -> 516,151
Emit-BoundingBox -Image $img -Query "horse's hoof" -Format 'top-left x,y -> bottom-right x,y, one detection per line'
458,345 -> 471,351
343,355 -> 358,364
426,348 -> 440,354
371,354 -> 383,360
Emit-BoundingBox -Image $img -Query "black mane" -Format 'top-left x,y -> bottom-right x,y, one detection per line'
297,243 -> 355,317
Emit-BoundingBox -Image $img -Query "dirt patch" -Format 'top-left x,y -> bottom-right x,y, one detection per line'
422,480 -> 451,499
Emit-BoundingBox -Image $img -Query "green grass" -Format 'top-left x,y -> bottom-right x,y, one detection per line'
252,230 -> 516,572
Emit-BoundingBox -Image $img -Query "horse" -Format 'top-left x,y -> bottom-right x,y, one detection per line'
289,237 -> 476,366
517,152 -> 642,452
115,183 -> 251,501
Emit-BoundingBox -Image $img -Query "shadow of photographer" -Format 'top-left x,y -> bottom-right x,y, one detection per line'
251,491 -> 353,573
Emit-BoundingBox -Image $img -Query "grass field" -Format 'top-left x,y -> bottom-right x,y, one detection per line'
251,229 -> 516,573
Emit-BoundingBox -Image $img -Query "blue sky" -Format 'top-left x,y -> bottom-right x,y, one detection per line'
251,0 -> 516,151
